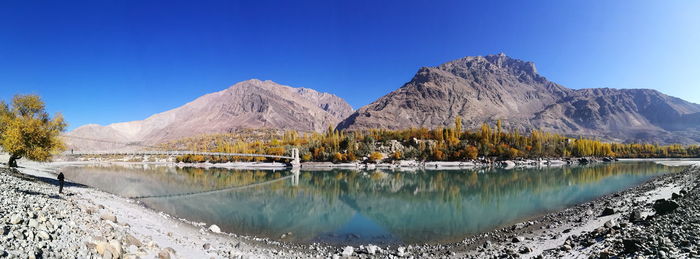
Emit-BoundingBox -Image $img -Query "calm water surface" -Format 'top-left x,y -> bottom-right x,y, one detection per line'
60,162 -> 683,245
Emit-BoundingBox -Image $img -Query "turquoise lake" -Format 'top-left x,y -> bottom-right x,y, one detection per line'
60,161 -> 683,245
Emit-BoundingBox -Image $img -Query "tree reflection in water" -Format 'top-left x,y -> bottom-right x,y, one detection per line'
62,162 -> 683,245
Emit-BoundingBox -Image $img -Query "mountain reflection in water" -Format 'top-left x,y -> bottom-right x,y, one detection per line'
61,162 -> 683,245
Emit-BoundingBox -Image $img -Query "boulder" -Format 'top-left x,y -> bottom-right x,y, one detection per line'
629,209 -> 645,222
341,246 -> 354,257
671,192 -> 682,200
208,224 -> 221,233
623,239 -> 642,253
512,236 -> 525,243
653,199 -> 679,215
603,219 -> 617,229
108,240 -> 122,259
100,213 -> 117,223
158,247 -> 176,259
124,234 -> 143,247
95,241 -> 109,255
365,244 -> 379,255
397,246 -> 407,257
519,246 -> 532,254
600,207 -> 615,217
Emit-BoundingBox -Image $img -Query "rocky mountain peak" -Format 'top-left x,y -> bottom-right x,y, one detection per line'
338,54 -> 700,144
65,79 -> 354,151
435,54 -> 543,85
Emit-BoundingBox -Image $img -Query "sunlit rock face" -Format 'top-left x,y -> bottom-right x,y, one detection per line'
338,54 -> 700,144
64,79 -> 353,151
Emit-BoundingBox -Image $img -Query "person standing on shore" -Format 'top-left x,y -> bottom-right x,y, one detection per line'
57,172 -> 65,194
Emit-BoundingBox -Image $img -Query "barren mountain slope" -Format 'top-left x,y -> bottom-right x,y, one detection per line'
64,79 -> 353,150
338,54 -> 700,144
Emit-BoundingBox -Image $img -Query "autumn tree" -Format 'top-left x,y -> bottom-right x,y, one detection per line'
465,145 -> 479,160
368,152 -> 384,163
0,95 -> 67,167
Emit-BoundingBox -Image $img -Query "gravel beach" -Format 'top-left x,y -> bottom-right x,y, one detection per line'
0,165 -> 316,259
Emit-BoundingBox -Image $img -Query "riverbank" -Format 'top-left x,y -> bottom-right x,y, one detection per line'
2,159 -> 697,258
424,163 -> 700,258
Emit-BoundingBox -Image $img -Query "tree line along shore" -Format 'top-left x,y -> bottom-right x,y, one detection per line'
1,94 -> 698,168
158,118 -> 700,165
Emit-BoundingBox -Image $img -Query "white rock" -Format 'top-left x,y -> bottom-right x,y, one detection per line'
208,224 -> 221,233
96,241 -> 109,255
37,231 -> 50,240
341,246 -> 354,256
366,244 -> 379,255
9,214 -> 22,225
100,213 -> 117,223
397,246 -> 407,257
109,240 -> 123,258
28,219 -> 39,228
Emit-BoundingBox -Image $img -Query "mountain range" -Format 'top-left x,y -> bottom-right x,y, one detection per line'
337,53 -> 700,144
65,54 -> 700,150
64,79 -> 353,150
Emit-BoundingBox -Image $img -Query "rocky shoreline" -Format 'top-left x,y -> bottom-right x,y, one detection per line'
0,166 -> 319,259
429,164 -> 700,259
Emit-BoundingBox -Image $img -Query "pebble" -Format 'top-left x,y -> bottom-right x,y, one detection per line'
36,231 -> 50,241
9,214 -> 22,225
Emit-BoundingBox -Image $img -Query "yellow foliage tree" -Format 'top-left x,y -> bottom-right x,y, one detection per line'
392,151 -> 403,160
0,95 -> 67,167
465,145 -> 479,160
368,152 -> 383,163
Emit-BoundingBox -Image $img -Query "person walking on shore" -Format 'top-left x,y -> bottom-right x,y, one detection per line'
57,172 -> 65,194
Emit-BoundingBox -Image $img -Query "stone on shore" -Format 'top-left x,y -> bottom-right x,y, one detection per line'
100,213 -> 117,223
37,231 -> 50,240
653,199 -> 679,215
365,244 -> 379,255
9,214 -> 22,225
600,207 -> 615,216
124,234 -> 143,247
629,209 -> 645,222
157,247 -> 176,259
341,246 -> 354,256
208,224 -> 221,233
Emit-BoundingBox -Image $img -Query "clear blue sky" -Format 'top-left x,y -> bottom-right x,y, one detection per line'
1,1 -> 699,130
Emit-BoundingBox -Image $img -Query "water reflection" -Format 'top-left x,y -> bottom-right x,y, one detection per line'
61,162 -> 683,245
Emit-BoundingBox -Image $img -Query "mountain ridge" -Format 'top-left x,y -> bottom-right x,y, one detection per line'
65,79 -> 353,150
337,54 -> 700,144
66,55 -> 700,150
